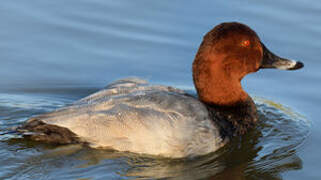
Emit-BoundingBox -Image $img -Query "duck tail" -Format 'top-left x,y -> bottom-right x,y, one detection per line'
16,118 -> 81,145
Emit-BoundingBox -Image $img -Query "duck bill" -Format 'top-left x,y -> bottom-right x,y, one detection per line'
260,43 -> 304,70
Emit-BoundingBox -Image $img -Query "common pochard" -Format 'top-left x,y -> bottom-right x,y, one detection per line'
19,22 -> 303,158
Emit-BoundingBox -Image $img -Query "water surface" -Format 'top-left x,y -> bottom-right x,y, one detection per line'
1,0 -> 320,179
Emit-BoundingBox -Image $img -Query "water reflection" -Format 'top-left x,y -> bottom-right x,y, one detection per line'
119,103 -> 306,180
1,97 -> 308,180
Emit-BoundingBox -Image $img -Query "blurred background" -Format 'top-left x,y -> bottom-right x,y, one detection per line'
0,0 -> 320,179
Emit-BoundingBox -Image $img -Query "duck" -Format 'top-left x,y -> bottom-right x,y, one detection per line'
18,22 -> 304,158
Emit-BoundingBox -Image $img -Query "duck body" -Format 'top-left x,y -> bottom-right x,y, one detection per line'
23,78 -> 226,157
19,22 -> 304,158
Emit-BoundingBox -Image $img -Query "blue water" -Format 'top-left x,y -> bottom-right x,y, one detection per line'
0,0 -> 320,179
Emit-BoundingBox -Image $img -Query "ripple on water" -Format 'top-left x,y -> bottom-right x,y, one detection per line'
0,94 -> 311,180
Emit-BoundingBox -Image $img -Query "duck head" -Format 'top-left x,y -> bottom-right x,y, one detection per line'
193,22 -> 303,106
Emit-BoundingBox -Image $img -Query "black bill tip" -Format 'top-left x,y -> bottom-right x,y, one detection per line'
288,61 -> 304,70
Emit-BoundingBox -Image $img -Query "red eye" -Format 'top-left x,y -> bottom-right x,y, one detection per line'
241,40 -> 250,47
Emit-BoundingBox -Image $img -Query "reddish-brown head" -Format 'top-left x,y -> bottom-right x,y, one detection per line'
193,22 -> 303,106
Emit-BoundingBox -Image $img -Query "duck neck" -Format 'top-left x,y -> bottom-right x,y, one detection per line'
193,62 -> 249,106
193,57 -> 258,137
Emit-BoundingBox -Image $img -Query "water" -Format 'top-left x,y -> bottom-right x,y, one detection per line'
0,0 -> 320,179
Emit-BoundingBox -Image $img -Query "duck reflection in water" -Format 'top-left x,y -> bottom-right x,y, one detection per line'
14,102 -> 302,180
